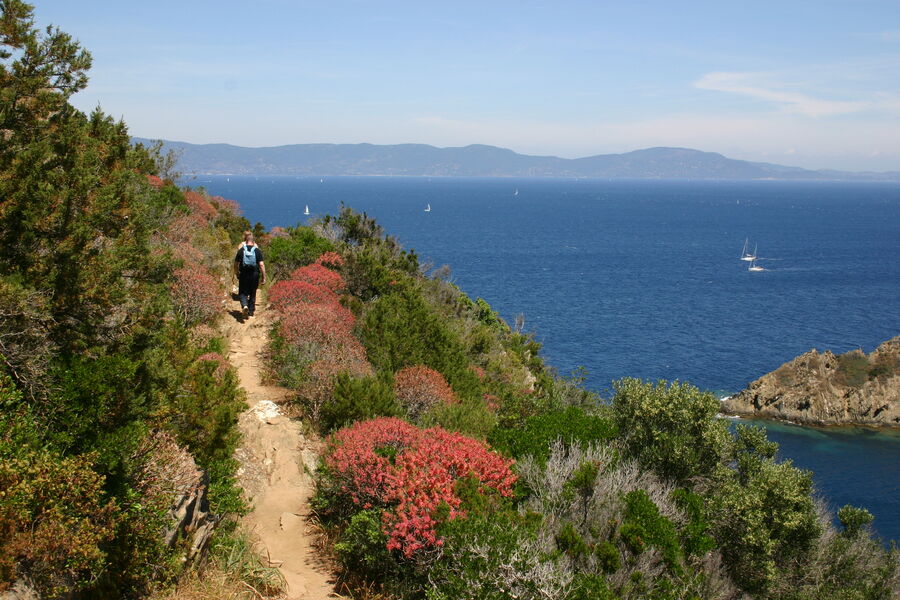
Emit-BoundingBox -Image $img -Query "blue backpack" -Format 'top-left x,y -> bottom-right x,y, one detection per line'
242,244 -> 258,269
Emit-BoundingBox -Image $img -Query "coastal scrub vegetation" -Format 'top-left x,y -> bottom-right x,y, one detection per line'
0,2 -> 271,597
2,2 -> 897,598
261,207 -> 897,599
260,207 -> 898,600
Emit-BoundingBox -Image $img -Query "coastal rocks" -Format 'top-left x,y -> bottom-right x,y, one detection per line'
722,336 -> 900,427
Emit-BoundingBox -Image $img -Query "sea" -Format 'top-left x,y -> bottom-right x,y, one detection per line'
199,175 -> 900,543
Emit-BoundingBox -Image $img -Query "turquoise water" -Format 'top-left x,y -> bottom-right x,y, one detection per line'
200,175 -> 900,542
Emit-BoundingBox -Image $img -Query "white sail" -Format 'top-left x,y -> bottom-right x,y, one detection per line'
740,238 -> 756,261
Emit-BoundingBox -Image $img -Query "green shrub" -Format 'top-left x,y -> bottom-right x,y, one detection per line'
361,285 -> 482,400
163,354 -> 245,468
557,521 -> 590,558
427,502 -> 563,600
344,245 -> 410,301
837,505 -> 874,538
594,540 -> 621,574
265,225 -> 335,279
671,488 -> 716,558
265,326 -> 314,389
621,490 -> 683,571
420,397 -> 497,440
569,574 -> 616,600
0,396 -> 119,597
489,406 -> 616,462
710,425 -> 821,595
320,373 -> 401,433
612,378 -> 730,484
49,354 -> 141,445
334,509 -> 399,579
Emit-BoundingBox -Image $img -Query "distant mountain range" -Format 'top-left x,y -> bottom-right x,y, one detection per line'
134,138 -> 900,181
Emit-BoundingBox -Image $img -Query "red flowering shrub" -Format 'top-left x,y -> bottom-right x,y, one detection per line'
209,195 -> 241,217
172,241 -> 204,265
167,213 -> 207,244
278,302 -> 356,348
316,251 -> 345,268
289,263 -> 346,294
394,365 -> 456,421
171,264 -> 222,325
183,190 -> 217,222
324,417 -> 516,558
146,174 -> 164,188
269,280 -> 339,312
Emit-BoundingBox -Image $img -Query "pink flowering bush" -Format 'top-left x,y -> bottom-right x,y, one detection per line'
393,365 -> 456,421
316,251 -> 345,268
172,241 -> 205,265
183,190 -> 217,222
279,302 -> 356,348
167,213 -> 208,245
170,264 -> 222,325
289,263 -> 346,293
268,280 -> 339,312
209,195 -> 241,217
323,417 -> 516,558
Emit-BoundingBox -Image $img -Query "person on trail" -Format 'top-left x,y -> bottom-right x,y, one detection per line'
231,230 -> 253,295
234,232 -> 266,319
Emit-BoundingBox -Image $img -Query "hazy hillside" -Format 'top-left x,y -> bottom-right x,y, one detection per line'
135,138 -> 900,181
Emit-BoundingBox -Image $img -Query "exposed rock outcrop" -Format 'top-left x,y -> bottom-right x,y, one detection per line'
133,431 -> 218,562
722,336 -> 900,427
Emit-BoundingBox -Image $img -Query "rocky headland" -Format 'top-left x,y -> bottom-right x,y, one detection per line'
721,336 -> 900,427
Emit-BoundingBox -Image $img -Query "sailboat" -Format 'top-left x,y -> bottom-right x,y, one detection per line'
740,238 -> 756,261
304,205 -> 310,216
514,189 -> 519,196
748,245 -> 764,271
424,203 -> 431,212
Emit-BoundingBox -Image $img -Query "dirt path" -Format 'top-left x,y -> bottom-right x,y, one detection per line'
226,299 -> 336,599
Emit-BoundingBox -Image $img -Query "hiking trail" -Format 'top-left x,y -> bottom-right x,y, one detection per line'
225,297 -> 337,599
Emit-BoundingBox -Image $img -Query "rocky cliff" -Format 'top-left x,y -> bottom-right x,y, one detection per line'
721,336 -> 900,427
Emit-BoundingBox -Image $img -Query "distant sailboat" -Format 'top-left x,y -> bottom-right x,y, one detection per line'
748,245 -> 764,271
304,205 -> 310,215
424,203 -> 431,212
740,238 -> 756,262
514,189 -> 519,196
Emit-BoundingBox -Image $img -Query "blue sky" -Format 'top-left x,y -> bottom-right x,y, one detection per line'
33,0 -> 900,170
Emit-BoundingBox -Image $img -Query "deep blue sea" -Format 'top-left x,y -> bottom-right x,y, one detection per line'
199,175 -> 900,543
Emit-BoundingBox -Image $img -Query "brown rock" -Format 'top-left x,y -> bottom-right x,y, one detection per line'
722,336 -> 900,427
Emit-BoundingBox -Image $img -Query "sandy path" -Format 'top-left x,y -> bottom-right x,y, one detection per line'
227,300 -> 336,599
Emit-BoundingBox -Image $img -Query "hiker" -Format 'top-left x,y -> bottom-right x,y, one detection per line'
234,232 -> 266,318
231,230 -> 253,295
236,230 -> 252,251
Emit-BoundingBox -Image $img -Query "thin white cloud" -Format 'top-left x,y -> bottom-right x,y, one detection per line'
694,71 -> 872,117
